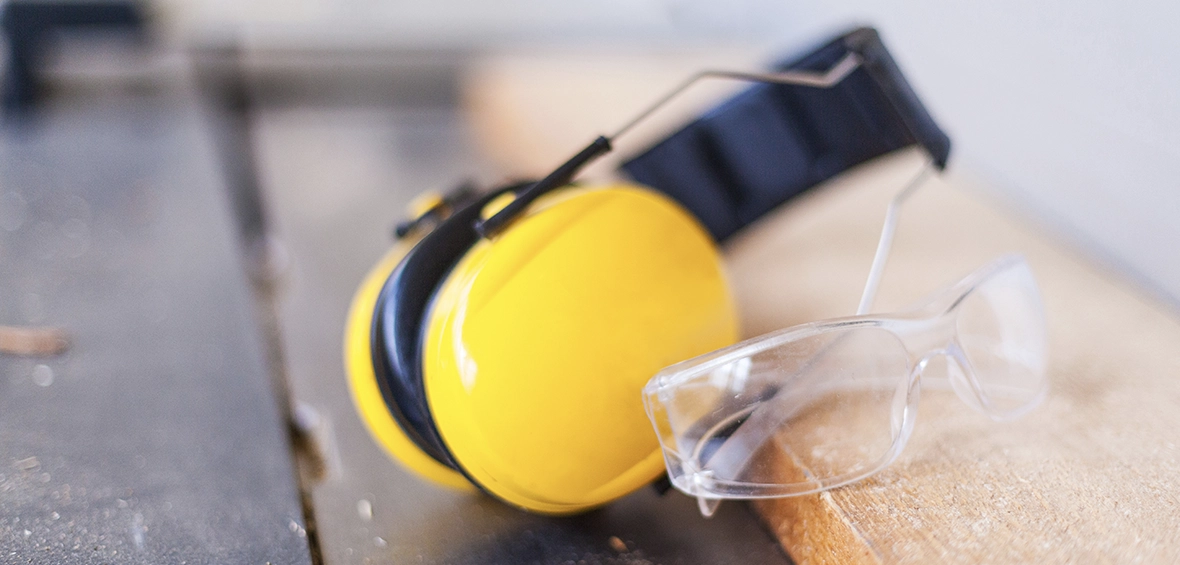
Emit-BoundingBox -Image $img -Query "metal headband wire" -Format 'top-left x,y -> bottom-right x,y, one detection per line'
605,50 -> 936,316
476,52 -> 865,237
479,50 -> 937,318
608,52 -> 863,141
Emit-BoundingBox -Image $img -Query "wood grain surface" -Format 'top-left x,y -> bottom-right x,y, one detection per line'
462,56 -> 1180,563
725,150 -> 1180,564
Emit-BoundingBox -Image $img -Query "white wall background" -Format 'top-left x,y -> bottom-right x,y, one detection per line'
166,0 -> 1180,304
783,1 -> 1180,307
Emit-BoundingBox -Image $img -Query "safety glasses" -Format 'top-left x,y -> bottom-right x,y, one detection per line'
643,167 -> 1048,517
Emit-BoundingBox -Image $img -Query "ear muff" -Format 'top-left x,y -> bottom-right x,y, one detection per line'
345,187 -> 514,489
348,26 -> 952,514
422,183 -> 738,514
370,188 -> 515,470
344,239 -> 471,490
347,182 -> 738,513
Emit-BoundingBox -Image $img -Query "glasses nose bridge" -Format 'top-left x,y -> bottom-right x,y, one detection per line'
911,349 -> 947,375
895,313 -> 957,365
907,335 -> 995,417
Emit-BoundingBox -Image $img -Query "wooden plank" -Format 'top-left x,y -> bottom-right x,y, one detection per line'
725,149 -> 1180,564
462,53 -> 1180,562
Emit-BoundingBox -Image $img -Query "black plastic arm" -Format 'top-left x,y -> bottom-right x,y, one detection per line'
473,135 -> 612,238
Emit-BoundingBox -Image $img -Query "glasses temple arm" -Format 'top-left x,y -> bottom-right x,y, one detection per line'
855,159 -> 935,315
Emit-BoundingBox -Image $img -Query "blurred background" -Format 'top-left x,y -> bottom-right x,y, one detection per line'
10,0 -> 1180,296
1,0 -> 1176,563
169,0 -> 1180,303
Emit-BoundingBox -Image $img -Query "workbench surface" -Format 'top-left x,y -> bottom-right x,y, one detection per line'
6,47 -> 1177,564
0,99 -> 312,563
468,53 -> 1180,563
728,151 -> 1180,564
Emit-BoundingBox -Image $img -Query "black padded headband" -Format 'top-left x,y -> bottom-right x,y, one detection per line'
621,27 -> 950,241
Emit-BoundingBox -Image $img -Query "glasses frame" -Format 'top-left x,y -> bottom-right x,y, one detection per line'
644,253 -> 1048,515
641,145 -> 1050,514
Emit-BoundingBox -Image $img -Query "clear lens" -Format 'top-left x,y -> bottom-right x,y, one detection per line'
645,256 -> 1048,504
952,259 -> 1048,419
644,326 -> 912,498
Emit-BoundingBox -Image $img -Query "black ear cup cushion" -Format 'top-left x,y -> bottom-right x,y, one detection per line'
370,186 -> 520,470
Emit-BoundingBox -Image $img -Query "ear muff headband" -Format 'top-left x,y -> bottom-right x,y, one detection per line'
621,27 -> 950,241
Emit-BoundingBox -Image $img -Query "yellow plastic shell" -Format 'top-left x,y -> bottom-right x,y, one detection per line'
344,241 -> 473,491
407,192 -> 444,219
423,183 -> 738,514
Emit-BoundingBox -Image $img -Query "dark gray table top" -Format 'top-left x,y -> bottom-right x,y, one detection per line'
0,97 -> 311,564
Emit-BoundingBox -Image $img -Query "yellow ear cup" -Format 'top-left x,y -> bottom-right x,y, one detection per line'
344,242 -> 473,491
422,183 -> 738,514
